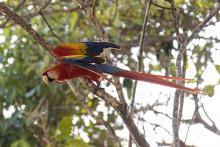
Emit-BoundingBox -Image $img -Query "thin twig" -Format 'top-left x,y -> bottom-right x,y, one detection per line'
39,11 -> 64,42
130,0 -> 153,114
87,0 -> 126,104
170,0 -> 181,44
172,3 -> 220,147
0,2 -> 54,56
129,0 -> 152,147
201,104 -> 216,129
67,81 -> 122,147
0,0 -> 26,28
184,95 -> 203,144
1,5 -> 89,29
179,3 -> 220,55
90,0 -> 106,41
172,90 -> 182,147
80,78 -> 150,147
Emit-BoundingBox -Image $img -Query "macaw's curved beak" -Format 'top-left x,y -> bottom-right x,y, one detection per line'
42,75 -> 49,85
42,75 -> 55,84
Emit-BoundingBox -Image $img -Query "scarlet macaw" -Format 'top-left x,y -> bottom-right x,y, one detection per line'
42,42 -> 202,94
42,63 -> 202,93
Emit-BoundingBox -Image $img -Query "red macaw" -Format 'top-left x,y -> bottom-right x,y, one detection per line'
42,42 -> 202,94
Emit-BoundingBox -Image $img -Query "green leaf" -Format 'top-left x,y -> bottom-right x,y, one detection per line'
65,137 -> 88,147
215,65 -> 220,74
113,13 -> 121,27
123,79 -> 133,99
69,12 -> 79,31
4,27 -> 10,38
197,0 -> 211,9
204,85 -> 214,97
123,79 -> 133,89
154,0 -> 171,7
108,113 -> 116,122
150,64 -> 162,71
10,139 -> 30,147
87,100 -> 92,107
174,0 -> 184,5
59,116 -> 72,139
81,108 -> 86,114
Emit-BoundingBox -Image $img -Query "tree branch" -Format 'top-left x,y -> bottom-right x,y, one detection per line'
86,0 -> 126,105
0,2 -> 53,55
129,0 -> 152,146
80,78 -> 150,147
179,3 -> 220,55
172,3 -> 220,147
67,81 -> 122,147
39,11 -> 64,42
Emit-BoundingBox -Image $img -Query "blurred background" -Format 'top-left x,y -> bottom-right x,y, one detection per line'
0,0 -> 220,146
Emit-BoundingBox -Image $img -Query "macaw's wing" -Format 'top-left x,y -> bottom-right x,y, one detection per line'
62,56 -> 105,64
61,58 -> 107,73
61,59 -> 113,83
53,42 -> 120,58
62,60 -> 202,94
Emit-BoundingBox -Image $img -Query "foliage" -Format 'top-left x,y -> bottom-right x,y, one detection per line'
0,0 -> 219,146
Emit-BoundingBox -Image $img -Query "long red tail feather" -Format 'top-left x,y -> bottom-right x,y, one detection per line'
114,71 -> 202,94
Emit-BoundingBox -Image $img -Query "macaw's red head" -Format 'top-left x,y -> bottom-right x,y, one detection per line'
42,63 -> 103,85
42,64 -> 67,84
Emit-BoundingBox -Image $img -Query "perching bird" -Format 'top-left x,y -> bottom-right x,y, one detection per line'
42,41 -> 202,94
42,62 -> 202,94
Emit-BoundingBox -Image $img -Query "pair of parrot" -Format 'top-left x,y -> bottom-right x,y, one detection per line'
42,42 -> 202,94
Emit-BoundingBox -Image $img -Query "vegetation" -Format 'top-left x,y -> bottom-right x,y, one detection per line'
0,0 -> 220,146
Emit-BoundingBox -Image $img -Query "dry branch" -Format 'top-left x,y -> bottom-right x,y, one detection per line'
172,2 -> 220,147
129,0 -> 152,146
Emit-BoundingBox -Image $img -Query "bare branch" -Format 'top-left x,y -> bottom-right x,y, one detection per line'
0,2 -> 53,55
86,0 -> 126,104
170,0 -> 181,44
179,3 -> 220,55
89,0 -> 106,41
129,0 -> 152,146
67,81 -> 122,147
39,11 -> 64,42
80,78 -> 150,147
1,5 -> 89,29
172,3 -> 220,147
0,0 -> 26,28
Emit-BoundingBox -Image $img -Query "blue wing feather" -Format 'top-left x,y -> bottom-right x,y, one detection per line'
83,42 -> 120,56
63,56 -> 104,64
62,58 -> 122,74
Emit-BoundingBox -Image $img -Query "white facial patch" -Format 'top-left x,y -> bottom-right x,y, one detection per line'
47,70 -> 58,79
